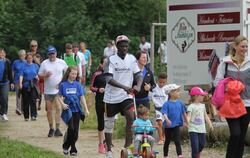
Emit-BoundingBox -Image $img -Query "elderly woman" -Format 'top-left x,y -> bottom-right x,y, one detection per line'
12,49 -> 27,115
214,35 -> 250,158
19,53 -> 39,121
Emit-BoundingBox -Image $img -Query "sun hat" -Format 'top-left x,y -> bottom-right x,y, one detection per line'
189,86 -> 208,96
116,35 -> 130,44
164,84 -> 181,94
47,46 -> 57,54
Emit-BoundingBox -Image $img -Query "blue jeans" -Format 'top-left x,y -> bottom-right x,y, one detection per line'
189,132 -> 206,158
0,83 -> 9,115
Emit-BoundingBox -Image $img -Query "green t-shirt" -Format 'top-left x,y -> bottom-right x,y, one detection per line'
187,103 -> 206,133
63,53 -> 80,67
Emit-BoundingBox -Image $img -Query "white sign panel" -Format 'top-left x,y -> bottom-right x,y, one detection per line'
167,0 -> 245,86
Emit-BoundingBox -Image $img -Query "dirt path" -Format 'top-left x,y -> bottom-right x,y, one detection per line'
0,95 -> 245,158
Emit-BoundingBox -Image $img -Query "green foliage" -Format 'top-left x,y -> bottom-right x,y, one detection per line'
0,0 -> 166,73
0,137 -> 63,158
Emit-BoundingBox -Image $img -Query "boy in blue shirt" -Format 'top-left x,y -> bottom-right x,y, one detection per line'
161,84 -> 188,158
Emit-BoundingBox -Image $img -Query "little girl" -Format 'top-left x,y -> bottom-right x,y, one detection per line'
57,67 -> 89,156
187,87 -> 213,158
161,84 -> 188,158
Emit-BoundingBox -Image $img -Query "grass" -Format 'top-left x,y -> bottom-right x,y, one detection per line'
0,137 -> 64,158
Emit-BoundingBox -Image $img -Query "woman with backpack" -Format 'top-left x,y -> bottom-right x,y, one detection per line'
214,35 -> 250,158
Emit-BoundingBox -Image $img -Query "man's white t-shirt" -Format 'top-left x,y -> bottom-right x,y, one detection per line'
139,42 -> 151,63
76,51 -> 86,77
104,53 -> 140,104
158,41 -> 167,64
39,58 -> 68,95
151,84 -> 168,108
103,47 -> 116,57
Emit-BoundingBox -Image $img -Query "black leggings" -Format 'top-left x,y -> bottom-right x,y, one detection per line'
22,87 -> 37,119
95,101 -> 105,131
226,107 -> 250,158
164,126 -> 182,157
63,112 -> 81,153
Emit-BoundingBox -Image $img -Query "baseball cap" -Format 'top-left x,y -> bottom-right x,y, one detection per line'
116,35 -> 130,44
47,46 -> 57,54
189,87 -> 208,96
163,84 -> 181,94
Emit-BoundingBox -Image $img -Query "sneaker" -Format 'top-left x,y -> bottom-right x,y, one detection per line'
24,118 -> 29,121
15,110 -> 22,115
2,114 -> 8,121
63,149 -> 68,155
31,117 -> 36,121
158,140 -> 164,145
98,143 -> 106,154
54,128 -> 63,137
106,151 -> 113,158
70,152 -> 77,156
48,129 -> 54,137
178,155 -> 184,158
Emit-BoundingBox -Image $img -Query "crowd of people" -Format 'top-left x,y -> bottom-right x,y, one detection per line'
0,35 -> 249,158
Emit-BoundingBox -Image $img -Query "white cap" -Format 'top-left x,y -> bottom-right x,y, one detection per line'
163,84 -> 181,94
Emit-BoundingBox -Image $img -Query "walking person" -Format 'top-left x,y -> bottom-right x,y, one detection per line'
104,35 -> 143,158
0,49 -> 14,121
57,66 -> 89,156
134,50 -> 156,109
214,35 -> 250,158
161,84 -> 188,158
19,53 -> 39,121
72,42 -> 86,90
29,40 -> 44,111
151,73 -> 168,145
139,36 -> 151,65
12,49 -> 26,115
38,46 -> 68,137
187,87 -> 213,158
90,57 -> 106,154
79,42 -> 92,79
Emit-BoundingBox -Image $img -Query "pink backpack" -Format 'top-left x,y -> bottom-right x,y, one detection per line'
211,77 -> 234,109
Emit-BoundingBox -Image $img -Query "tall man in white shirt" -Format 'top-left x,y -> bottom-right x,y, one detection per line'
139,36 -> 151,64
38,46 -> 68,137
104,35 -> 143,158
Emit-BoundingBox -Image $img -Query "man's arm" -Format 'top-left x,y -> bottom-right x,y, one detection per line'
133,72 -> 143,92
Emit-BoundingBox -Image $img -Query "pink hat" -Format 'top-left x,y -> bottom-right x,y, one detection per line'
116,35 -> 130,44
189,87 -> 208,96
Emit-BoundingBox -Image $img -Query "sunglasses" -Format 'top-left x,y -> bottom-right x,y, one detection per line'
31,45 -> 37,47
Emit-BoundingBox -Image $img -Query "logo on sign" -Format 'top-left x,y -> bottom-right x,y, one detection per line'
171,17 -> 195,53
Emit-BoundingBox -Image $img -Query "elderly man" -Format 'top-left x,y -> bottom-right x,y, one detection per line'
39,46 -> 68,137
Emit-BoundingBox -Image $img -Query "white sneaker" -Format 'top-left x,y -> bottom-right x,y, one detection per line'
2,114 -> 8,121
106,151 -> 113,158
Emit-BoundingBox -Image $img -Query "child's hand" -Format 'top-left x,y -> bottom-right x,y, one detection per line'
85,110 -> 90,116
210,125 -> 214,131
62,104 -> 69,110
99,88 -> 105,93
166,120 -> 171,126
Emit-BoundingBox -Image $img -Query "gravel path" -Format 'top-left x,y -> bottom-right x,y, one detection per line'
0,95 -> 248,158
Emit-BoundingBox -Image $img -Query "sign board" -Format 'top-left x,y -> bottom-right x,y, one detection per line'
167,0 -> 250,85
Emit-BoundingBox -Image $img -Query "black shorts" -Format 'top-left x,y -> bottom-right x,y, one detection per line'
105,99 -> 134,117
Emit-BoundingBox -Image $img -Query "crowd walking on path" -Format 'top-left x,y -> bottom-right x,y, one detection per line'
0,35 -> 250,158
